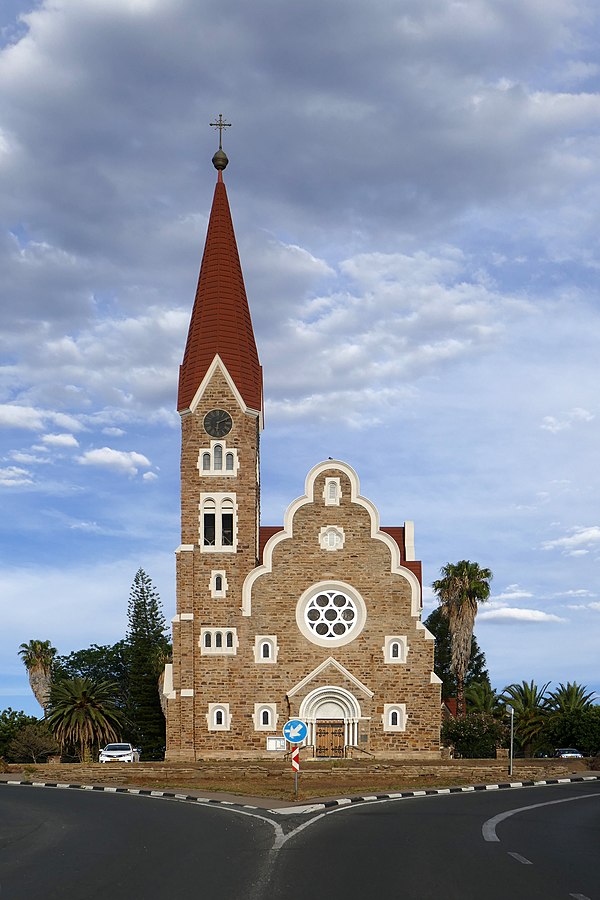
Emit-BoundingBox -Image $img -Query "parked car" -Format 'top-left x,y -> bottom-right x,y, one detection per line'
99,743 -> 140,763
554,748 -> 583,758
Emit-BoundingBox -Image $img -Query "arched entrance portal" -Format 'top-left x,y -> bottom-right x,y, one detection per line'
299,686 -> 362,758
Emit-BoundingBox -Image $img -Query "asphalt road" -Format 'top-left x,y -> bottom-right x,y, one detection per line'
1,781 -> 598,900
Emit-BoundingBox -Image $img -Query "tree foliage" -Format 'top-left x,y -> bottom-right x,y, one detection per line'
424,607 -> 490,700
442,712 -> 508,759
126,568 -> 170,758
18,640 -> 57,713
501,680 -> 550,755
542,708 -> 600,756
0,708 -> 38,759
431,560 -> 492,717
7,721 -> 59,763
545,682 -> 596,714
54,642 -> 131,710
46,678 -> 125,762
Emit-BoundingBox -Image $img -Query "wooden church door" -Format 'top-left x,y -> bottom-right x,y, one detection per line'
315,719 -> 345,758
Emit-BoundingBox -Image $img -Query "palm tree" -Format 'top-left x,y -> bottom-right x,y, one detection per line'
501,680 -> 550,756
465,681 -> 502,717
431,560 -> 493,717
18,639 -> 57,714
545,682 -> 596,714
45,678 -> 125,762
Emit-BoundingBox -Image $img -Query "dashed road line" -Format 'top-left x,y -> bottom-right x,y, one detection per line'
507,851 -> 532,864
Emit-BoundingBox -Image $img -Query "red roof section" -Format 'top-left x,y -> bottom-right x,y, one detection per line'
178,172 -> 263,413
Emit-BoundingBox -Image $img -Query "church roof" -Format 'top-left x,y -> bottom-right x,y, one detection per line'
178,170 -> 263,413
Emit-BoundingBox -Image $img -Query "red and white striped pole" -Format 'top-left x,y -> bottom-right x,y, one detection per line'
291,746 -> 300,799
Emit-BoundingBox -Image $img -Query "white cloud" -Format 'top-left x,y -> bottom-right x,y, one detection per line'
0,465 -> 33,486
541,406 -> 595,432
0,405 -> 44,430
542,526 -> 600,554
492,585 -> 534,602
77,447 -> 151,476
479,608 -> 566,623
41,432 -> 79,447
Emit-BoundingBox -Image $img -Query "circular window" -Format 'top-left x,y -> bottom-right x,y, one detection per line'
296,582 -> 366,647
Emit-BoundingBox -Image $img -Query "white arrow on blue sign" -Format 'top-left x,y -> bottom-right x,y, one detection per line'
282,718 -> 308,744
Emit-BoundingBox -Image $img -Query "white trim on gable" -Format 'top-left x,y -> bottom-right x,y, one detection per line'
180,354 -> 263,429
286,656 -> 374,700
241,459 -> 421,616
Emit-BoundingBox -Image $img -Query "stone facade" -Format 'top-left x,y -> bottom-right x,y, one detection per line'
165,167 -> 441,760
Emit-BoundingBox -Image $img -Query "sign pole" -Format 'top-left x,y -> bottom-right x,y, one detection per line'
291,746 -> 300,799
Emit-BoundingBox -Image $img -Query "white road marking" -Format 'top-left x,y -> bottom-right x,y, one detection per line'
482,793 -> 599,842
507,851 -> 532,864
569,893 -> 591,899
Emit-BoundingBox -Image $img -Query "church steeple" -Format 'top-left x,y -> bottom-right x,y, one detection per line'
178,139 -> 262,415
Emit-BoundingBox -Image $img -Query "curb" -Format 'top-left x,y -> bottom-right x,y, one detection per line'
297,774 -> 600,812
2,773 -> 599,813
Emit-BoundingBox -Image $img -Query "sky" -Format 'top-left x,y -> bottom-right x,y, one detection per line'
1,0 -> 599,718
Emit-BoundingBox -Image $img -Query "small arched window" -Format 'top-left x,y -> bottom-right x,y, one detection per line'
391,642 -> 400,659
202,452 -> 211,471
215,574 -> 223,592
261,708 -> 270,726
226,631 -> 233,648
390,710 -> 399,727
204,633 -> 212,648
225,452 -> 234,471
215,709 -> 223,726
213,444 -> 223,470
215,631 -> 222,648
261,641 -> 271,659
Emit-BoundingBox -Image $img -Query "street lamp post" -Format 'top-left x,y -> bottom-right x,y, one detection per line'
507,705 -> 514,777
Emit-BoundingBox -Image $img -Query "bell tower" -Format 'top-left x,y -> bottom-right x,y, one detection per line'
166,126 -> 263,758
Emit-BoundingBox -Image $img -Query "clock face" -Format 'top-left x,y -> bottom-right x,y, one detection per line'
203,408 -> 233,438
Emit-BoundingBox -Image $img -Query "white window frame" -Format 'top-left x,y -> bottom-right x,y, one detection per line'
319,525 -> 345,551
200,492 -> 238,552
382,635 -> 408,664
253,703 -> 278,732
296,581 -> 366,648
382,703 -> 407,732
253,635 -> 279,663
323,477 -> 341,506
197,441 -> 239,477
207,703 -> 231,731
209,570 -> 228,598
200,627 -> 238,656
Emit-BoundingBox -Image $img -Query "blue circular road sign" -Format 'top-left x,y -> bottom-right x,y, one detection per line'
282,718 -> 308,744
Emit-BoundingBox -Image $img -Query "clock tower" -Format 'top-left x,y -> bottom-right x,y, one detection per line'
166,141 -> 263,758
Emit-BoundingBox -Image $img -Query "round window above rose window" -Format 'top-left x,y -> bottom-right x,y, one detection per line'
296,582 -> 366,647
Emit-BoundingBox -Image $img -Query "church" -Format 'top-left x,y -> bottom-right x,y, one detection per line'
164,132 -> 442,760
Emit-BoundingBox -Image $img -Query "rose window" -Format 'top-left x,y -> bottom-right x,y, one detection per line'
304,590 -> 358,639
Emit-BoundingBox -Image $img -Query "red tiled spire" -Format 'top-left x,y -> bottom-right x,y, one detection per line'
178,170 -> 263,413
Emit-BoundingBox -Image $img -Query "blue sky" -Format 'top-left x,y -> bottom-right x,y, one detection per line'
1,0 -> 599,717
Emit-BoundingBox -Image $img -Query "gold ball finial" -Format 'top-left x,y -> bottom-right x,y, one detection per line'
212,148 -> 229,170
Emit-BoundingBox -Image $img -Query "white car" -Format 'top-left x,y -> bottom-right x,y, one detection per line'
99,743 -> 140,763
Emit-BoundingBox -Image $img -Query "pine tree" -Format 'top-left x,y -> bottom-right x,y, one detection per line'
126,569 -> 170,759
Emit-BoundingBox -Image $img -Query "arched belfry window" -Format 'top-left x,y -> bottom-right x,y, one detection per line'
197,443 -> 239,477
200,494 -> 237,552
213,444 -> 223,470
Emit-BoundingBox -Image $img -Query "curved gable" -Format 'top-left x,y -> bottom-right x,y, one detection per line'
242,458 -> 422,616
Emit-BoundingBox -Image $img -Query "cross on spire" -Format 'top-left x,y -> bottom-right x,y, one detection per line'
210,114 -> 231,150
